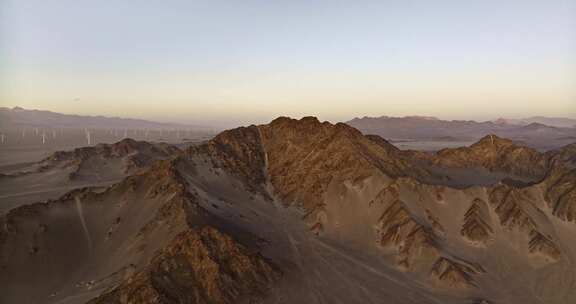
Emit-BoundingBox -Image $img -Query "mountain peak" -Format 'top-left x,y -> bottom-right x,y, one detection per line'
522,122 -> 553,130
270,116 -> 321,126
493,118 -> 510,124
433,134 -> 549,179
473,134 -> 514,147
255,116 -> 428,209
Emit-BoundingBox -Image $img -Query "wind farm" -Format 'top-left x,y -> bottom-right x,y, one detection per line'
0,107 -> 215,166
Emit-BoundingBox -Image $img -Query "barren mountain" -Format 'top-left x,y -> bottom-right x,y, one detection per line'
0,139 -> 179,212
1,117 -> 575,304
416,135 -> 549,184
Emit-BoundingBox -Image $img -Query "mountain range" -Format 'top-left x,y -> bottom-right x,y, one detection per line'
347,115 -> 576,150
493,116 -> 576,128
1,116 -> 575,304
0,107 -> 209,130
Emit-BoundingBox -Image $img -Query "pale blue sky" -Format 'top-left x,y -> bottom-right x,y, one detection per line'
2,0 -> 575,127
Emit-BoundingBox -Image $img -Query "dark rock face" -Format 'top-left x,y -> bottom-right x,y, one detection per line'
489,185 -> 537,231
488,184 -> 563,261
544,167 -> 576,222
429,257 -> 485,289
376,199 -> 439,269
89,227 -> 278,304
461,198 -> 493,245
528,230 -> 561,261
186,125 -> 268,195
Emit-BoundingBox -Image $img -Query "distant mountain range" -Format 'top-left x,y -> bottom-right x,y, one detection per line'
493,116 -> 576,128
0,107 -> 210,130
347,115 -> 576,150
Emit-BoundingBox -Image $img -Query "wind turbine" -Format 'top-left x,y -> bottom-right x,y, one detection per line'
85,128 -> 92,145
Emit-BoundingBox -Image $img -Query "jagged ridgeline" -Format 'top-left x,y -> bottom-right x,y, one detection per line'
1,117 -> 575,304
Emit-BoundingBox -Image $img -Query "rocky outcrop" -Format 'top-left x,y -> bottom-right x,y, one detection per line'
489,184 -> 562,261
489,185 -> 537,231
425,209 -> 445,235
528,230 -> 561,261
429,257 -> 485,288
461,198 -> 493,245
374,196 -> 486,289
377,199 -> 439,270
543,167 -> 576,222
88,227 -> 279,304
369,182 -> 400,206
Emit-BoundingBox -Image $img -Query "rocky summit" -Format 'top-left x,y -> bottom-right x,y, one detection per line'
1,116 -> 576,304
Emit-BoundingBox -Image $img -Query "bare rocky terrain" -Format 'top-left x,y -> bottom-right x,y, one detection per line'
1,116 -> 575,304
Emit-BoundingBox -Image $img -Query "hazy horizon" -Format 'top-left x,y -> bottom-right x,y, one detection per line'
4,105 -> 576,130
2,0 -> 575,127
